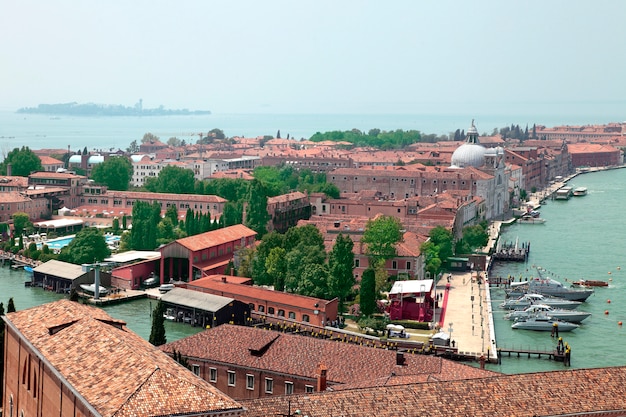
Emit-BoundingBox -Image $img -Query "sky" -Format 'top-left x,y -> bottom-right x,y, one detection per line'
2,1 -> 626,115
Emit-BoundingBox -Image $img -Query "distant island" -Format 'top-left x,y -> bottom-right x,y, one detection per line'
16,100 -> 211,116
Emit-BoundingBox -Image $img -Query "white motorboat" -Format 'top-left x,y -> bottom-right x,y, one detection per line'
573,187 -> 588,196
500,293 -> 582,311
511,315 -> 579,332
504,304 -> 592,323
507,277 -> 594,302
79,284 -> 109,295
517,214 -> 546,224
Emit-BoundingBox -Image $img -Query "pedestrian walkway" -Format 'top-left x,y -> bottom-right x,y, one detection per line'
438,271 -> 496,361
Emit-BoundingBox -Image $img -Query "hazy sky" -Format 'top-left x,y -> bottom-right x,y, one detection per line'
2,1 -> 626,115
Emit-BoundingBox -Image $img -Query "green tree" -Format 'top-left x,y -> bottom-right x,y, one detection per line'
7,297 -> 16,313
145,165 -> 195,194
361,215 -> 403,262
245,180 -> 271,237
167,137 -> 181,147
126,140 -> 139,154
429,226 -> 454,262
58,227 -> 111,264
149,300 -> 167,346
112,217 -> 120,233
222,202 -> 243,227
266,247 -> 287,291
12,212 -> 31,237
359,267 -> 377,317
251,232 -> 285,285
142,132 -> 159,143
129,201 -> 161,250
90,157 -> 133,191
328,233 -> 355,313
157,217 -> 177,245
165,204 -> 179,226
0,146 -> 42,176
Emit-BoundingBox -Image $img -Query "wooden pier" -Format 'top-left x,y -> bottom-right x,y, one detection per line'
492,238 -> 530,262
497,346 -> 570,366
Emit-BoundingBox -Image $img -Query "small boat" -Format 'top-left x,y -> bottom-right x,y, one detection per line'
163,308 -> 176,321
500,293 -> 582,311
512,315 -> 579,332
24,266 -> 34,273
142,275 -> 159,288
79,283 -> 109,295
159,283 -> 175,293
570,279 -> 608,287
504,304 -> 592,323
517,214 -> 546,224
573,187 -> 588,196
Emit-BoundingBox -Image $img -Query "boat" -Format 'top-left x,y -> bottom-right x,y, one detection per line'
163,307 -> 176,321
159,283 -> 175,293
500,293 -> 582,311
79,284 -> 109,295
507,277 -> 594,302
24,266 -> 34,273
517,214 -> 546,224
570,279 -> 608,287
555,186 -> 573,200
573,187 -> 588,196
511,315 -> 579,332
504,304 -> 592,323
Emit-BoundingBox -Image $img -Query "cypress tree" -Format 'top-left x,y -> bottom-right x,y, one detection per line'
359,267 -> 377,317
7,297 -> 16,313
149,300 -> 167,346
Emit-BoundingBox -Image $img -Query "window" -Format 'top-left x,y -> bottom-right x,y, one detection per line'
192,364 -> 200,376
305,385 -> 314,393
268,307 -> 275,315
302,314 -> 310,322
397,208 -> 401,213
246,374 -> 255,390
249,303 -> 255,311
258,305 -> 265,313
278,309 -> 285,317
209,368 -> 217,382
392,261 -> 397,269
355,259 -> 360,267
288,311 -> 296,319
265,378 -> 274,394
406,261 -> 412,270
285,381 -> 294,395
228,371 -> 236,386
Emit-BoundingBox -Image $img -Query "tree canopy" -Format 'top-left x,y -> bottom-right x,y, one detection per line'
144,165 -> 195,194
0,146 -> 42,176
57,227 -> 111,264
309,129 -> 424,149
91,156 -> 133,191
361,215 -> 404,262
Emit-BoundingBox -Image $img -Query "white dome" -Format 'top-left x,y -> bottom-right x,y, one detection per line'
451,143 -> 486,168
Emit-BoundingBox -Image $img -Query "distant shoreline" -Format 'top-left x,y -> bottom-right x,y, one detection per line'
16,102 -> 211,117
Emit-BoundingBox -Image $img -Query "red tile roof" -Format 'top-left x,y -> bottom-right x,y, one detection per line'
186,276 -> 334,310
5,299 -> 243,416
174,224 -> 257,252
163,325 -> 496,386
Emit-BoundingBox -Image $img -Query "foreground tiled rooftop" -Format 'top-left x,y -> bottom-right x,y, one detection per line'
5,299 -> 243,417
241,366 -> 626,416
162,324 -> 495,386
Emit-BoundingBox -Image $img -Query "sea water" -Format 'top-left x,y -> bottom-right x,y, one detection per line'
487,167 -> 626,374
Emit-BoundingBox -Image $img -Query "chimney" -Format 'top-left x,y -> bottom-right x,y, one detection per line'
316,363 -> 327,392
396,351 -> 406,366
7,163 -> 11,177
222,276 -> 227,283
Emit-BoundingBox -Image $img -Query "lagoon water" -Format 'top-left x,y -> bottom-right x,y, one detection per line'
487,167 -> 626,374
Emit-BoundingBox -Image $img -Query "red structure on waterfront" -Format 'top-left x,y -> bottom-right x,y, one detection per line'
387,279 -> 434,322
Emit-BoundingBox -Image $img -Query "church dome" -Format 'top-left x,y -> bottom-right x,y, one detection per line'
450,119 -> 486,168
451,143 -> 486,168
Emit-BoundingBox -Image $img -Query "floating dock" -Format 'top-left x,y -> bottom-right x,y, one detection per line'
492,238 -> 530,262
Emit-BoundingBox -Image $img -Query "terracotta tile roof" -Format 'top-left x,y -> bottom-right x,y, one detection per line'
186,276 -> 334,309
567,143 -> 620,153
104,190 -> 227,203
163,325 -> 496,386
39,155 -> 64,165
174,224 -> 256,252
267,191 -> 307,204
0,191 -> 31,203
241,366 -> 626,416
5,299 -> 243,416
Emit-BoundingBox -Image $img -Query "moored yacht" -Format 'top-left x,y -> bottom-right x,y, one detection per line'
500,293 -> 582,311
504,304 -> 592,323
511,315 -> 579,332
